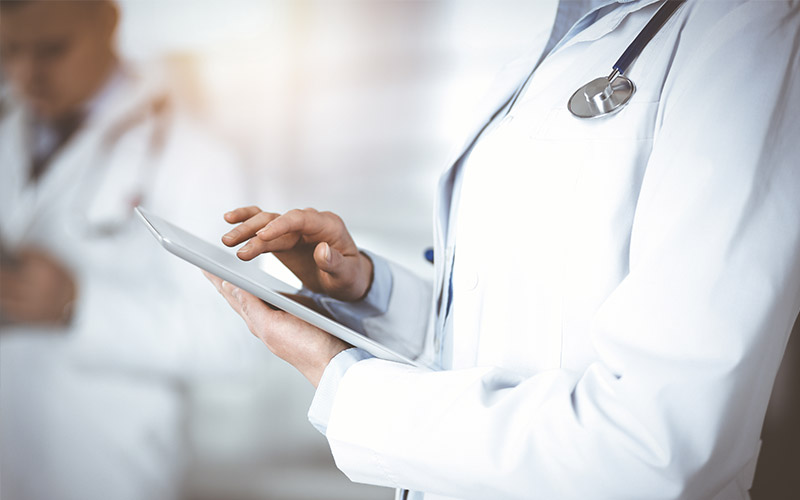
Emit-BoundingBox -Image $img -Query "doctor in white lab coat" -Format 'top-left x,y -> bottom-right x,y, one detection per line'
0,2 -> 250,500
208,0 -> 800,499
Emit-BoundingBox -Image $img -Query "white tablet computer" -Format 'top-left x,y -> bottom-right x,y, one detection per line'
135,206 -> 425,368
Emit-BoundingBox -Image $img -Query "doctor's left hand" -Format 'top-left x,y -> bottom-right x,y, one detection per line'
204,271 -> 348,387
0,248 -> 77,326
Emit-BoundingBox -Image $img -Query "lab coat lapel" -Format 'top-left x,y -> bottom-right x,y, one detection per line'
0,105 -> 92,248
557,0 -> 664,52
34,122 -> 100,209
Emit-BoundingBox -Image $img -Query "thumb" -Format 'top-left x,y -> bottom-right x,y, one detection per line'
313,241 -> 345,276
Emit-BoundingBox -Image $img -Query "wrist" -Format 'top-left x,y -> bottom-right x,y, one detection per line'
306,336 -> 350,388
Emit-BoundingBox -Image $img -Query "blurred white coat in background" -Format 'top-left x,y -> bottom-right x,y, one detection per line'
0,62 -> 252,500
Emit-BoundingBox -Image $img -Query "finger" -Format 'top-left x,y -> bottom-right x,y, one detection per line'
223,206 -> 262,224
236,232 -> 301,261
215,280 -> 245,317
255,208 -> 331,243
258,210 -> 359,260
222,211 -> 279,247
313,241 -> 345,276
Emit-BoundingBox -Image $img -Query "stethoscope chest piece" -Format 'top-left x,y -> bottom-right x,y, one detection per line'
565,0 -> 686,119
568,72 -> 635,119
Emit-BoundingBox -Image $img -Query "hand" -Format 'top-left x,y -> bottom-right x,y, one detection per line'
0,248 -> 77,326
221,206 -> 373,302
204,271 -> 349,387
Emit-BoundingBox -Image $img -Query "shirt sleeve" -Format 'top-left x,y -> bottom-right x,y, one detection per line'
298,250 -> 393,334
300,250 -> 434,361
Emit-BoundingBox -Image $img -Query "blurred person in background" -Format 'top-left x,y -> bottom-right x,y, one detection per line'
0,1 -> 252,499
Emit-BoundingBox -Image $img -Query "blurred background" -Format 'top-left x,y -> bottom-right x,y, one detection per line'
1,2 -> 797,500
113,0 -> 556,276
1,1 -> 555,499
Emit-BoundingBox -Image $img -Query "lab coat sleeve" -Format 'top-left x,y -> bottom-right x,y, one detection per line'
299,251 -> 393,333
320,4 -> 800,499
308,347 -> 374,435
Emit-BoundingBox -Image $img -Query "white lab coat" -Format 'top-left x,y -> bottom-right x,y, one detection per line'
0,66 -> 252,500
319,1 -> 800,499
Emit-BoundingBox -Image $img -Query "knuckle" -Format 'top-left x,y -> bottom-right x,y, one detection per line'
253,212 -> 272,225
321,211 -> 342,225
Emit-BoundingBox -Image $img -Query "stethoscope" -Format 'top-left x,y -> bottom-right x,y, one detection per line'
568,0 -> 686,119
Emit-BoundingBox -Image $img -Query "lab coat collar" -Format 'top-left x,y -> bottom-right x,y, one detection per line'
557,0 -> 667,52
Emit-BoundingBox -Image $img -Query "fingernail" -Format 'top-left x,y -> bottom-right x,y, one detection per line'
238,242 -> 252,254
324,243 -> 331,263
223,229 -> 238,241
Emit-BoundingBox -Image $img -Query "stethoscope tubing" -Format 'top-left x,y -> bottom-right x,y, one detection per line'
613,0 -> 687,75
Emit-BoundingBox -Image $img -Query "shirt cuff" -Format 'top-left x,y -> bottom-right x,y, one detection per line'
308,347 -> 373,436
298,250 -> 393,334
